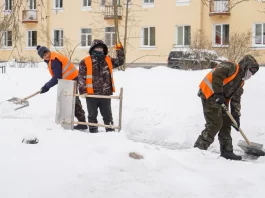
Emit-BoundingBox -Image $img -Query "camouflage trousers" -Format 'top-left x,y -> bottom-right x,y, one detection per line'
75,95 -> 86,122
194,97 -> 233,153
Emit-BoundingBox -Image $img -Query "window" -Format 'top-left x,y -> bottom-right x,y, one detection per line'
54,0 -> 63,9
28,31 -> 37,47
112,0 -> 121,5
28,0 -> 37,9
81,28 -> 92,47
105,27 -> 116,47
143,0 -> 154,3
213,24 -> 229,45
176,25 -> 190,46
53,30 -> 63,47
141,27 -> 155,47
253,23 -> 265,46
101,0 -> 105,6
5,0 -> 12,11
2,31 -> 12,47
83,0 -> 91,7
176,0 -> 191,5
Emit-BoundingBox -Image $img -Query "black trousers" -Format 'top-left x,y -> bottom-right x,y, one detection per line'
85,98 -> 114,132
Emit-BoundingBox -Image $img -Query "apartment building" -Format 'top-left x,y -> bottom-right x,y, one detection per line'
0,0 -> 265,65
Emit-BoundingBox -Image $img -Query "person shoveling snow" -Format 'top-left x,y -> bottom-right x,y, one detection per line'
194,55 -> 262,161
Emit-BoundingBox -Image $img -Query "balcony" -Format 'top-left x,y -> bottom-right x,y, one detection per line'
22,10 -> 38,23
104,5 -> 122,20
209,0 -> 230,16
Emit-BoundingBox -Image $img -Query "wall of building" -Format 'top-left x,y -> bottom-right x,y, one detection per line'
0,0 -> 265,65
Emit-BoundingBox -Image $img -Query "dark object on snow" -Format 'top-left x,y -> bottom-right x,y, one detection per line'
129,152 -> 144,160
222,104 -> 265,157
22,137 -> 39,144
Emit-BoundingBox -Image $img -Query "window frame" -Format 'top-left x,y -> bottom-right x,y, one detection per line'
4,0 -> 12,11
1,31 -> 12,48
54,0 -> 63,9
213,24 -> 230,47
175,25 -> 191,46
253,23 -> 265,47
27,30 -> 38,47
80,28 -> 92,48
104,26 -> 116,47
53,29 -> 64,47
140,26 -> 156,48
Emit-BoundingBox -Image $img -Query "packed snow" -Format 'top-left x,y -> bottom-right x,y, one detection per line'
0,63 -> 265,198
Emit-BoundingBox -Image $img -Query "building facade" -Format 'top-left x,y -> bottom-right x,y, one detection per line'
0,0 -> 265,65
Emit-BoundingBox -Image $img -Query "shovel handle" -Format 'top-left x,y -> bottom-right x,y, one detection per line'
221,104 -> 251,146
23,91 -> 41,101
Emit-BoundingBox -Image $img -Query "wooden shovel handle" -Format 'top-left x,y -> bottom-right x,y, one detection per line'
23,91 -> 41,101
221,104 -> 251,146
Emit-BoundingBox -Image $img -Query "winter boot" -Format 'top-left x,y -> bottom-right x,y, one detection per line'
106,128 -> 115,132
89,126 -> 98,133
74,124 -> 88,130
194,135 -> 211,150
105,122 -> 115,132
221,151 -> 242,161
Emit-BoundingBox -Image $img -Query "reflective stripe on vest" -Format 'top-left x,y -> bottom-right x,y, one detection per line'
48,52 -> 78,80
199,63 -> 240,99
84,56 -> 115,94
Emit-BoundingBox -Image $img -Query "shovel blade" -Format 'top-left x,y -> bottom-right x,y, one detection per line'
6,97 -> 29,111
237,140 -> 265,156
7,97 -> 28,105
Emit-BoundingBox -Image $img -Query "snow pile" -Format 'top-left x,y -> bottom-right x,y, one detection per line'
1,65 -> 265,198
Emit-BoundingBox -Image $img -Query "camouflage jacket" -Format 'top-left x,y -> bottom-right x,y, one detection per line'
78,49 -> 125,95
198,61 -> 244,117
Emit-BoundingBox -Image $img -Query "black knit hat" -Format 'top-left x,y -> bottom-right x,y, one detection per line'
36,45 -> 50,58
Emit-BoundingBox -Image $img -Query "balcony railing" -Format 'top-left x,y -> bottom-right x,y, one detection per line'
209,0 -> 230,16
22,10 -> 38,23
104,5 -> 122,20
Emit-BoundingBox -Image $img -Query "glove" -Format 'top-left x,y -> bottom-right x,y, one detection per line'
115,42 -> 123,50
40,85 -> 49,94
214,93 -> 225,105
232,116 -> 240,131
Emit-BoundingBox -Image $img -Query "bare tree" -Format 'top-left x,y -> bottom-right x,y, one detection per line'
215,30 -> 262,62
201,0 -> 250,10
38,17 -> 81,61
121,0 -> 130,70
0,0 -> 27,59
184,29 -> 219,70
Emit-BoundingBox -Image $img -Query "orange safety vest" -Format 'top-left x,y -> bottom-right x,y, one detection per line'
199,63 -> 240,99
48,52 -> 78,80
84,56 -> 115,94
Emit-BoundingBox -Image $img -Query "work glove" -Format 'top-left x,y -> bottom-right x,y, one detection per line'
214,93 -> 226,105
40,85 -> 49,94
115,42 -> 123,50
232,116 -> 240,131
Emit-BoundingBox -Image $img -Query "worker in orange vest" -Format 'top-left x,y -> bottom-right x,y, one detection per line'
36,45 -> 87,130
78,39 -> 124,133
194,55 -> 259,161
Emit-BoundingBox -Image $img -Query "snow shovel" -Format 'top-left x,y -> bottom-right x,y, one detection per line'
6,90 -> 41,110
221,104 -> 265,157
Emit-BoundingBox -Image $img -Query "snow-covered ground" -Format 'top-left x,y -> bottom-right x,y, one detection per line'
1,63 -> 265,198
